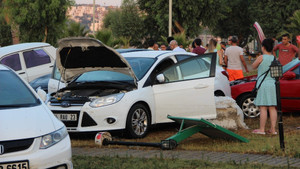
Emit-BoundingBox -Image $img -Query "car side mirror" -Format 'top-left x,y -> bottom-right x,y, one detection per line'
37,88 -> 47,102
281,71 -> 296,80
156,74 -> 165,83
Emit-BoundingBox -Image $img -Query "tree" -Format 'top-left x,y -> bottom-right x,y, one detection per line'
103,0 -> 145,47
138,0 -> 228,39
65,20 -> 89,37
248,0 -> 300,39
211,0 -> 253,47
92,29 -> 120,48
285,10 -> 300,41
4,0 -> 73,45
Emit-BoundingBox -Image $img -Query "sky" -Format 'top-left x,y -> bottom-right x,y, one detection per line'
75,0 -> 122,6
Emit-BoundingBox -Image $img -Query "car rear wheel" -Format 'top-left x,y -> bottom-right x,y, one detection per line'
238,93 -> 260,118
126,104 -> 150,138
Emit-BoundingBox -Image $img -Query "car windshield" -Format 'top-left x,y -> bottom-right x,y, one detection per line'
0,70 -> 39,107
75,70 -> 134,82
125,57 -> 155,79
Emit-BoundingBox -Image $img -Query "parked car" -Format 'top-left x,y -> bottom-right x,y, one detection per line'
47,37 -> 224,138
0,64 -> 73,168
0,42 -> 56,82
48,49 -> 231,96
29,73 -> 51,93
231,59 -> 300,118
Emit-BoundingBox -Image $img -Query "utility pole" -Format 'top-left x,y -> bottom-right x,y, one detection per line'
93,0 -> 95,35
168,0 -> 172,37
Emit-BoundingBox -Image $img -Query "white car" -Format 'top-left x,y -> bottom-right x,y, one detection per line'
47,37 -> 228,138
0,65 -> 72,168
0,42 -> 56,82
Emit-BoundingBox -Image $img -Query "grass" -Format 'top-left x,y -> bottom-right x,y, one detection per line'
71,113 -> 300,158
72,155 -> 297,169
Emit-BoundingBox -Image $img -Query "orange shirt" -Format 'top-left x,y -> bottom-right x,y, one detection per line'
273,43 -> 299,65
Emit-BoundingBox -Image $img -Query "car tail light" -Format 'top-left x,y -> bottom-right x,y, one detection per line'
221,71 -> 229,80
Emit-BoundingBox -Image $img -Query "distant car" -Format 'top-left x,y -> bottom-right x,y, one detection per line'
0,64 -> 72,168
47,37 -> 224,138
0,42 -> 56,82
29,73 -> 51,92
231,59 -> 300,118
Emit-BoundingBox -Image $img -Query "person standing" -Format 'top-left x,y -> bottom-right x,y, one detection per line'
252,38 -> 277,135
206,38 -> 223,67
169,40 -> 185,52
273,33 -> 299,66
192,38 -> 206,55
224,36 -> 249,81
166,36 -> 174,50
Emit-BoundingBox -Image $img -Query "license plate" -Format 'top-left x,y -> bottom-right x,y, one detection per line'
0,160 -> 29,169
55,113 -> 77,121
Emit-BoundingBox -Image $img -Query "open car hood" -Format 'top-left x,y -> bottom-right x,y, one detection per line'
56,37 -> 137,85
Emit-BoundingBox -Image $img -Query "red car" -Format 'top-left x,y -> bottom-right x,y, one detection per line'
231,59 -> 300,118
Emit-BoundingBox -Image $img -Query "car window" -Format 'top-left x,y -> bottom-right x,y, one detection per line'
162,55 -> 212,82
23,49 -> 51,68
52,63 -> 61,80
0,70 -> 39,107
0,54 -> 22,71
175,55 -> 192,62
125,57 -> 155,80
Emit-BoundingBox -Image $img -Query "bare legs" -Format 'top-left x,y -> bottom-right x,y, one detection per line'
258,106 -> 277,134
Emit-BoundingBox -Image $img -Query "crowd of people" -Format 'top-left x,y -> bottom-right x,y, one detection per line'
146,33 -> 300,134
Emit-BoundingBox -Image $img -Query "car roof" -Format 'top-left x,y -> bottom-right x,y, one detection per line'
116,48 -> 151,53
121,50 -> 193,58
0,64 -> 10,70
0,42 -> 51,57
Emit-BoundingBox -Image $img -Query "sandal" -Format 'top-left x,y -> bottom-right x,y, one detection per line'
252,129 -> 265,135
267,130 -> 277,135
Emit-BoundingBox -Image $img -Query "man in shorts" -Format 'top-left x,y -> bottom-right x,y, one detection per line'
224,36 -> 249,81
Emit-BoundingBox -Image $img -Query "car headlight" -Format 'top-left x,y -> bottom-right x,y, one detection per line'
40,126 -> 68,149
89,93 -> 125,108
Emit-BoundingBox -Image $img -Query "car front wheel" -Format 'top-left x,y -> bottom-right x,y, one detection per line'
238,93 -> 260,118
126,104 -> 150,138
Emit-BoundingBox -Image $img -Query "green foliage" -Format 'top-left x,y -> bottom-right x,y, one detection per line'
65,20 -> 89,37
4,0 -> 74,45
0,24 -> 12,46
248,0 -> 300,39
211,0 -> 253,47
172,32 -> 192,50
103,0 -> 145,47
286,10 -> 300,41
138,0 -> 227,39
92,29 -> 120,48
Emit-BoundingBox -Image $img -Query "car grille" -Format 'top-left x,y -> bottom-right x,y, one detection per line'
0,138 -> 34,155
52,110 -> 80,127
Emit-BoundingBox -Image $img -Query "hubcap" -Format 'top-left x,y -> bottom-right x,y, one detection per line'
242,97 -> 260,118
131,108 -> 148,135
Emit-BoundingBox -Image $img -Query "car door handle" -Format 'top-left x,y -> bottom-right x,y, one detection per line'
19,72 -> 25,75
49,65 -> 54,68
194,84 -> 208,89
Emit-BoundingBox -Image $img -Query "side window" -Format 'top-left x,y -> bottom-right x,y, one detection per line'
23,49 -> 51,68
150,58 -> 175,83
175,55 -> 192,62
162,56 -> 212,83
0,54 -> 22,71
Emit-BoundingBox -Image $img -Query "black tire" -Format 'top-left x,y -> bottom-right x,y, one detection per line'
237,93 -> 260,118
214,90 -> 225,97
126,104 -> 150,138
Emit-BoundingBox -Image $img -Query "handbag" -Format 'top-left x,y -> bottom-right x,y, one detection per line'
251,57 -> 275,97
251,70 -> 269,97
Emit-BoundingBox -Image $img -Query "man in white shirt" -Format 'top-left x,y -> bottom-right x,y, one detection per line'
224,36 -> 248,81
170,40 -> 185,52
